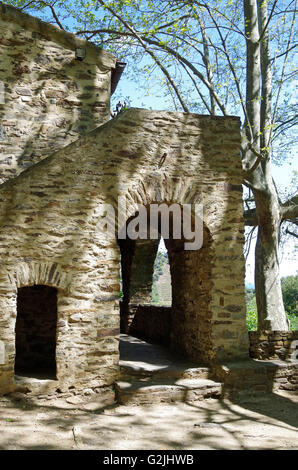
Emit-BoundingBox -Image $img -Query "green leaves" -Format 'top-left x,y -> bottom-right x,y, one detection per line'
281,275 -> 298,316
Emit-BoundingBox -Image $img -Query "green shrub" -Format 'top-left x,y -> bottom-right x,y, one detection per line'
246,296 -> 258,331
288,312 -> 298,330
151,283 -> 160,305
245,284 -> 298,331
281,275 -> 298,316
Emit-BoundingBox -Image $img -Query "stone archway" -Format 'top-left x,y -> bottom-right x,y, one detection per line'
115,168 -> 249,365
0,263 -> 72,394
117,200 -> 216,363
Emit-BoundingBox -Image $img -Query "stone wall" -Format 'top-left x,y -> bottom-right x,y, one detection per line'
249,331 -> 298,361
269,362 -> 298,392
214,359 -> 298,396
129,305 -> 171,345
0,3 -> 116,184
0,108 -> 248,394
129,238 -> 160,305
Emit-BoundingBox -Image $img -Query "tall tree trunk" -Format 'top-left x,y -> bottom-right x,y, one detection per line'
254,186 -> 289,330
255,0 -> 289,330
244,0 -> 289,331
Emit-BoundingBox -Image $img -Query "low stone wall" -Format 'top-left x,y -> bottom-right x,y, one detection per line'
269,362 -> 298,392
249,331 -> 298,361
128,313 -> 298,364
213,359 -> 298,396
129,304 -> 171,345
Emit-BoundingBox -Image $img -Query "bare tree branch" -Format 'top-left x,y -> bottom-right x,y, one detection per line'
271,43 -> 298,61
180,62 -> 213,114
258,0 -> 278,42
97,0 -> 189,112
285,227 -> 298,238
245,226 -> 257,260
270,0 -> 297,142
281,194 -> 298,222
45,2 -> 65,30
202,4 -> 251,134
245,143 -> 266,175
76,23 -> 227,115
197,16 -> 216,114
20,0 -> 65,30
244,207 -> 258,226
139,35 -> 226,114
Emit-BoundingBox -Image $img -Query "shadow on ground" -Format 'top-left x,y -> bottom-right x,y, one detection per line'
0,335 -> 297,450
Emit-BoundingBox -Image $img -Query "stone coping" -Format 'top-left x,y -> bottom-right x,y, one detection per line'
0,2 -> 116,68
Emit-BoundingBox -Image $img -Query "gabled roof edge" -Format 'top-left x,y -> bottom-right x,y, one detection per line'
0,2 -> 117,69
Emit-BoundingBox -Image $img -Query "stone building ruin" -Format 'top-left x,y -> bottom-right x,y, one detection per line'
0,4 -> 296,402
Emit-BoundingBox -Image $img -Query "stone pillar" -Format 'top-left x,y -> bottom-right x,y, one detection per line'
166,234 -> 215,363
129,238 -> 160,304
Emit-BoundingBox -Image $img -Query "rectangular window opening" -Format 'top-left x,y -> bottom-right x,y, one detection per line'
15,285 -> 58,380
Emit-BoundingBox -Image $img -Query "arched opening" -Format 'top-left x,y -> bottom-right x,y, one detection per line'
118,203 -> 214,365
126,237 -> 173,346
15,285 -> 58,380
152,237 -> 172,307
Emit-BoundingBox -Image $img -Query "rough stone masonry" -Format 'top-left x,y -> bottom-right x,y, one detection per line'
0,107 -> 249,395
0,4 -> 249,398
0,2 -> 117,184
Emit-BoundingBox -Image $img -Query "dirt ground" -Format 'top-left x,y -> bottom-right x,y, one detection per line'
0,390 -> 297,450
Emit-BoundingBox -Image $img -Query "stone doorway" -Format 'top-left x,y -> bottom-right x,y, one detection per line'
15,285 -> 58,380
117,206 -> 216,363
127,238 -> 173,347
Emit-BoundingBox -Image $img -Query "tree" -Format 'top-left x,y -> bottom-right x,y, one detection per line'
7,0 -> 298,330
281,275 -> 298,316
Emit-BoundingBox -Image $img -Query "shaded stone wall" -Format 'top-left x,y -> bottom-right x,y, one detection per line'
0,108 -> 248,394
129,305 -> 171,345
165,232 -> 214,362
0,4 -> 116,183
118,237 -> 135,333
249,331 -> 298,361
129,238 -> 160,305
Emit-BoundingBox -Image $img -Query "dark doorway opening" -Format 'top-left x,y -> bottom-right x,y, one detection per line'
15,285 -> 58,380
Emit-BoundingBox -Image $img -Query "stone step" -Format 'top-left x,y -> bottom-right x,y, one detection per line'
120,363 -> 212,381
212,359 -> 297,396
213,360 -> 271,395
14,374 -> 59,396
115,377 -> 223,405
